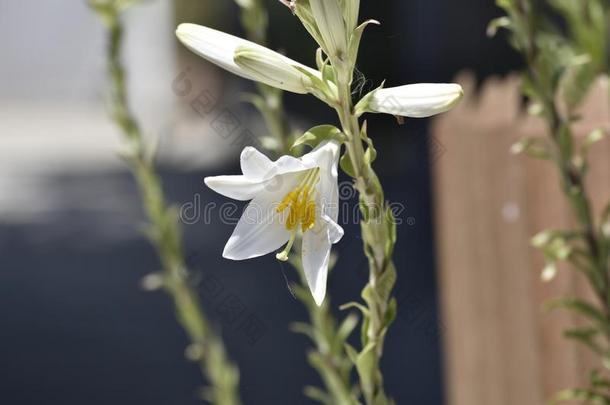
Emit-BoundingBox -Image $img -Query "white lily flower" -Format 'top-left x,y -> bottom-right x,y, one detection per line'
205,141 -> 344,306
365,83 -> 464,118
176,23 -> 320,94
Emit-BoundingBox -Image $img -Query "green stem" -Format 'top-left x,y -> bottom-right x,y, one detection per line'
293,258 -> 361,405
334,70 -> 397,405
519,0 -> 610,347
98,6 -> 241,405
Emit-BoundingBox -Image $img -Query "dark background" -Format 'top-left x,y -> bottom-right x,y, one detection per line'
0,1 -> 520,404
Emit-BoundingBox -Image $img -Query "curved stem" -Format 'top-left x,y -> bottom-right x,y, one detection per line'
95,4 -> 241,404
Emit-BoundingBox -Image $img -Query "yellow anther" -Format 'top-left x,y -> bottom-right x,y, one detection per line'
275,168 -> 321,261
276,190 -> 299,213
302,200 -> 316,232
276,168 -> 320,243
287,204 -> 299,231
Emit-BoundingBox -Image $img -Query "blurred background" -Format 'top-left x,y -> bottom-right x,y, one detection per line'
0,1 -> 522,404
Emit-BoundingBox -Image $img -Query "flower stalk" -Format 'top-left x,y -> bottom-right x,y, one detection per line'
89,2 -> 241,404
333,52 -> 397,405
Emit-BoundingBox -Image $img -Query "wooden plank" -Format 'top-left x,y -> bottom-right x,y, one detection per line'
432,74 -> 610,405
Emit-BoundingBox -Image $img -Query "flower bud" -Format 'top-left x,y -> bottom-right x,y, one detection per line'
234,45 -> 316,94
341,0 -> 360,31
361,83 -> 463,118
309,0 -> 348,60
176,23 -> 320,94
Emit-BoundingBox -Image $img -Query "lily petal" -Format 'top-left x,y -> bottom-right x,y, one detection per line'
302,140 -> 341,222
204,175 -> 268,201
321,214 -> 344,244
240,145 -> 315,181
368,83 -> 463,118
302,224 -> 332,306
223,187 -> 296,260
240,147 -> 275,180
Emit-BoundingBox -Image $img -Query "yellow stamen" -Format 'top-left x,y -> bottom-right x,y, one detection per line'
302,200 -> 316,232
275,168 -> 320,261
277,190 -> 298,213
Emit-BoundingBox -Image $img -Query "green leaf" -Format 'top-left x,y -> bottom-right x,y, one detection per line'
355,343 -> 377,397
315,47 -> 326,71
591,369 -> 610,389
292,65 -> 335,102
354,81 -> 385,117
545,298 -> 610,331
601,202 -> 610,240
558,54 -> 596,109
321,63 -> 336,84
360,121 -> 377,164
290,322 -> 314,340
360,313 -> 370,347
339,301 -> 369,317
383,298 -> 398,331
376,263 -> 397,302
344,343 -> 358,364
291,125 -> 344,150
304,385 -> 332,405
487,16 -> 511,37
564,326 -> 604,354
549,388 -> 610,405
337,313 -> 359,342
361,284 -> 377,310
374,391 -> 392,405
347,19 -> 380,73
340,152 -> 357,178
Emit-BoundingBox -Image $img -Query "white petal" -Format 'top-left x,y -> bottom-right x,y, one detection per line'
223,191 -> 293,260
273,154 -> 314,174
369,83 -> 463,118
302,225 -> 332,306
176,23 -> 251,80
204,175 -> 267,201
240,146 -> 312,181
321,214 -> 344,244
240,147 -> 275,180
302,140 -> 341,222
